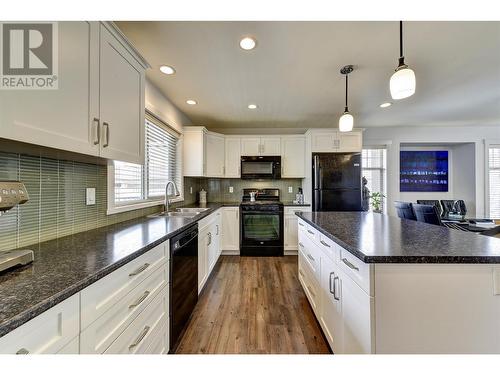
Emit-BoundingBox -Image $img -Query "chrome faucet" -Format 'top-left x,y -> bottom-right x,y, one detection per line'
164,180 -> 180,213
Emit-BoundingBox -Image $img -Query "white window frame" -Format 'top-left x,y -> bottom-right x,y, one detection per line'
362,146 -> 388,214
485,140 -> 500,219
107,112 -> 183,215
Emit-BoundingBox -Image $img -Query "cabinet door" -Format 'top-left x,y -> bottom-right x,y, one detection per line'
241,138 -> 261,156
282,136 -> 306,177
311,131 -> 340,152
225,137 -> 241,177
260,137 -> 281,155
206,133 -> 225,177
338,132 -> 362,152
319,255 -> 343,353
0,22 -> 99,157
198,227 -> 209,293
221,207 -> 240,251
284,215 -> 298,250
341,270 -> 375,354
215,211 -> 222,258
99,24 -> 145,164
207,228 -> 217,273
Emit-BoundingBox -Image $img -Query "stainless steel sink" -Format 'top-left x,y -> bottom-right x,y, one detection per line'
147,211 -> 197,218
176,207 -> 210,213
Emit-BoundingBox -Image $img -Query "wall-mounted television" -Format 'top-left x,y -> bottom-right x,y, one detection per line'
400,151 -> 449,192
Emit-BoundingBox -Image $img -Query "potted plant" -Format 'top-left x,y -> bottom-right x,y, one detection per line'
369,192 -> 386,213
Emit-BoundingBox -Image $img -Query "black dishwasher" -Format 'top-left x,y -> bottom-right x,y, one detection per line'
169,223 -> 198,351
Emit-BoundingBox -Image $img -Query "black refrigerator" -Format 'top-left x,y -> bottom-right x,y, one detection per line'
312,153 -> 362,211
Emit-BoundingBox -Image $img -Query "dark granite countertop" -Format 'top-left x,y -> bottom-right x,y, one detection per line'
0,202 -> 230,338
282,202 -> 311,207
296,211 -> 500,264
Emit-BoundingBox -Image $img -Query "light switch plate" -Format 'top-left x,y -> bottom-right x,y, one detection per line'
288,186 -> 293,193
229,186 -> 234,193
86,188 -> 96,205
190,186 -> 193,194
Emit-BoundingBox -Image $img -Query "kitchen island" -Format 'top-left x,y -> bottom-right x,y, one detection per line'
296,211 -> 500,354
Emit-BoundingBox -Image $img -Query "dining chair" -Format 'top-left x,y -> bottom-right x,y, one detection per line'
394,201 -> 417,221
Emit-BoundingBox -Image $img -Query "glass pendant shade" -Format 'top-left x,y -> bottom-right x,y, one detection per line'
339,111 -> 354,132
390,66 -> 416,99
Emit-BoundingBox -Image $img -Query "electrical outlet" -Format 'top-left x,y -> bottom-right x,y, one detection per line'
288,186 -> 293,193
190,186 -> 193,194
86,188 -> 96,205
229,186 -> 234,193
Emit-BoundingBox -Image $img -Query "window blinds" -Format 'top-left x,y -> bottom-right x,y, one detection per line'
114,114 -> 179,204
489,145 -> 500,219
362,148 -> 387,210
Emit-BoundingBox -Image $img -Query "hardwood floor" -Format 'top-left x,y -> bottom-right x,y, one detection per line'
175,255 -> 331,354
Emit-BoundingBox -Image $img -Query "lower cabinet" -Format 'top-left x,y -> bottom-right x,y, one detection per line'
298,218 -> 374,354
198,209 -> 223,293
284,206 -> 311,252
221,207 -> 240,253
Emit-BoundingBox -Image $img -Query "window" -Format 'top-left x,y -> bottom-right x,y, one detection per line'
362,148 -> 387,212
109,113 -> 182,214
488,145 -> 500,219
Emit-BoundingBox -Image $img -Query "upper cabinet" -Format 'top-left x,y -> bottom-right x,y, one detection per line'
225,137 -> 241,178
310,130 -> 362,153
0,22 -> 149,164
241,136 -> 281,156
281,136 -> 306,178
183,127 -> 225,178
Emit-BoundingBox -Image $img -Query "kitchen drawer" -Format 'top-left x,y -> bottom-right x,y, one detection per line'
339,248 -> 373,296
80,265 -> 168,353
285,206 -> 311,216
299,236 -> 320,282
145,319 -> 169,354
56,335 -> 80,354
298,250 -> 320,313
81,242 -> 167,329
317,233 -> 340,263
0,294 -> 79,354
104,286 -> 168,354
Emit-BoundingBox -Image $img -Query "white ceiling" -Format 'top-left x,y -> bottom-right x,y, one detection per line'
116,21 -> 500,132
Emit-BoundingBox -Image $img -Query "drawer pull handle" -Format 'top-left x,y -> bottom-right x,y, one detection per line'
320,240 -> 331,248
129,326 -> 150,350
129,263 -> 150,277
298,222 -> 305,227
307,230 -> 315,235
16,348 -> 29,355
329,272 -> 335,294
298,242 -> 304,248
129,291 -> 150,309
333,276 -> 340,301
306,253 -> 315,262
342,258 -> 359,271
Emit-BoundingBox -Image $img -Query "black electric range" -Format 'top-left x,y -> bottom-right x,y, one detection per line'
240,189 -> 284,256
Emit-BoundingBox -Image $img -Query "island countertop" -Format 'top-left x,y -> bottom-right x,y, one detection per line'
296,211 -> 500,264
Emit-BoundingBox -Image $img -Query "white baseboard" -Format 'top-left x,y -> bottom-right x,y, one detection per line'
221,250 -> 240,255
284,250 -> 298,256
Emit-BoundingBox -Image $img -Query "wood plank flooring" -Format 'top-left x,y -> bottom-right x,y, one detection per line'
175,256 -> 331,354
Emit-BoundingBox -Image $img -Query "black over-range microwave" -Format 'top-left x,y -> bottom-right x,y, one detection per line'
240,156 -> 281,180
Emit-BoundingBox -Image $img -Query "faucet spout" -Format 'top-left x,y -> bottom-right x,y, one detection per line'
164,180 -> 180,213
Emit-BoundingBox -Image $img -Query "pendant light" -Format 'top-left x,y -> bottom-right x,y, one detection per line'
390,21 -> 416,100
339,65 -> 354,132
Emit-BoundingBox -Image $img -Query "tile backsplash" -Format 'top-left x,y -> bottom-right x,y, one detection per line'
183,177 -> 303,203
0,152 -> 160,252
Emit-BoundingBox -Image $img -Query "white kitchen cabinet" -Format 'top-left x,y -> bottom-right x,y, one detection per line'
0,294 -> 79,354
319,254 -> 343,353
198,210 -> 222,293
98,23 -> 146,164
284,206 -> 311,252
198,224 -> 210,293
281,136 -> 306,177
221,207 -> 240,253
206,132 -> 225,177
0,22 -> 148,164
224,137 -> 241,177
209,210 -> 222,270
0,22 -> 99,157
310,130 -> 362,153
183,127 -> 207,177
241,136 -> 281,156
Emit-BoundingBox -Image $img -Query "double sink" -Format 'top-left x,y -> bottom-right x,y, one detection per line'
148,207 -> 210,219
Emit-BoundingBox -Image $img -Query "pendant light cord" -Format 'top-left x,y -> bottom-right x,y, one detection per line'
400,21 -> 403,58
344,74 -> 349,112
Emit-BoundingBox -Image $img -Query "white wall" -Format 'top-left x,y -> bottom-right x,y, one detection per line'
363,125 -> 500,217
145,79 -> 192,133
453,143 -> 476,216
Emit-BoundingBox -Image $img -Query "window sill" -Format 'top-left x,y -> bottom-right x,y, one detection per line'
107,196 -> 184,216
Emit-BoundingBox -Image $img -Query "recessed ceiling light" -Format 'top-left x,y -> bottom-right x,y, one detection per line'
239,37 -> 257,51
380,102 -> 392,108
248,104 -> 257,109
186,99 -> 197,105
159,65 -> 175,75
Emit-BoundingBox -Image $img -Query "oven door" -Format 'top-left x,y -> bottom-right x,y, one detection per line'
240,210 -> 284,255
